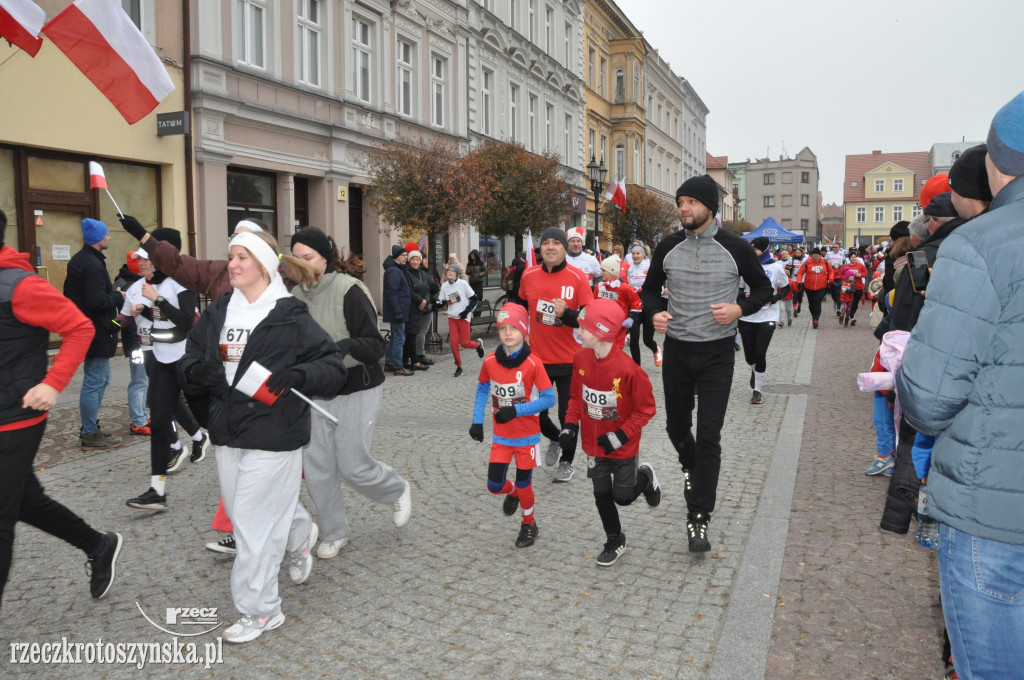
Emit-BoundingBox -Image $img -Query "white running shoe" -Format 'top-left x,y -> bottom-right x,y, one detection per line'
316,538 -> 349,559
393,481 -> 412,528
223,611 -> 285,644
287,523 -> 318,584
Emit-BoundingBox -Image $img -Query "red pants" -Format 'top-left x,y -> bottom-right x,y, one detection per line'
448,317 -> 477,367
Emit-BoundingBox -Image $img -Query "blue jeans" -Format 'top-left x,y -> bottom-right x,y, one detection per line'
386,322 -> 406,368
939,523 -> 1024,679
872,392 -> 895,458
127,355 -> 149,427
79,357 -> 111,436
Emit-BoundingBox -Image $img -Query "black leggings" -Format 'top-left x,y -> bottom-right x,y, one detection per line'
629,310 -> 658,365
539,365 -> 574,462
848,290 -> 863,318
737,320 -> 776,373
805,288 -> 828,321
145,353 -> 182,476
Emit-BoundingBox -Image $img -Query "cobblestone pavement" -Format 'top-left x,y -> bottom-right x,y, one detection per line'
2,306 -> 944,678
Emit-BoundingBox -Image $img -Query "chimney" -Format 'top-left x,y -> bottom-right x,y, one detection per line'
872,150 -> 881,154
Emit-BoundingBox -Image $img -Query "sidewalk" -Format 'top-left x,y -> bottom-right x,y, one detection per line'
2,309 -> 946,678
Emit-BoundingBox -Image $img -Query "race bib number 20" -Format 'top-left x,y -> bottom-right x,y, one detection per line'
536,299 -> 562,326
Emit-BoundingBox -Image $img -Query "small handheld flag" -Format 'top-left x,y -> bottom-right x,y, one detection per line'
89,161 -> 123,216
235,361 -> 339,424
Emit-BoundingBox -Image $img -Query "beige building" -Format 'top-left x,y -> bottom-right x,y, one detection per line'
740,147 -> 820,240
1,0 -> 188,296
842,150 -> 930,246
705,153 -> 736,222
642,48 -> 684,203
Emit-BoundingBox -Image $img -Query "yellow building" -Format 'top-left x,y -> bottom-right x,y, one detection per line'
0,1 -> 188,295
582,0 -> 647,250
842,150 -> 930,246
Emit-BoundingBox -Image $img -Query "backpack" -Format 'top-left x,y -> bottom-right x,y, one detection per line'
500,264 -> 516,291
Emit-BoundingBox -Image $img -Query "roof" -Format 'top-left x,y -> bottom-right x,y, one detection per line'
706,152 -> 728,169
822,203 -> 843,219
843,150 -> 931,203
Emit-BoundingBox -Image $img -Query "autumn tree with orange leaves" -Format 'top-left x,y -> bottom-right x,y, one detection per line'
601,185 -> 679,251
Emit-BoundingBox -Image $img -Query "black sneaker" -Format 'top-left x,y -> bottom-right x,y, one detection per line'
687,513 -> 711,552
86,532 -> 123,599
751,390 -> 763,405
417,355 -> 435,366
167,446 -> 185,473
454,367 -> 464,378
126,487 -> 167,511
639,463 -> 661,507
502,494 -> 520,516
190,433 -> 209,463
596,533 -> 626,567
205,534 -> 237,554
515,522 -> 538,548
475,339 -> 485,359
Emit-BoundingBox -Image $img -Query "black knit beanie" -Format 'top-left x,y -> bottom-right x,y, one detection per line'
675,174 -> 720,215
291,227 -> 335,272
540,226 -> 568,250
751,236 -> 770,253
948,144 -> 993,202
151,227 -> 182,251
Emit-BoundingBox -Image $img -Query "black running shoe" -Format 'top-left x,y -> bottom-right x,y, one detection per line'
86,532 -> 123,598
454,367 -> 464,378
475,339 -> 485,359
687,513 -> 711,553
751,390 -> 763,405
502,494 -> 520,516
639,463 -> 661,507
190,432 -> 209,463
596,533 -> 626,567
126,487 -> 167,511
515,522 -> 538,548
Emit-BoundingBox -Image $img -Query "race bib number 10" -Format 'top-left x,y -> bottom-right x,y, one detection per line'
583,384 -> 618,421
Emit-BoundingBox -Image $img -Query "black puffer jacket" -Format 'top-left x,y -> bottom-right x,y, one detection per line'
888,217 -> 967,332
64,245 -> 124,358
180,292 -> 346,451
879,418 -> 920,534
404,265 -> 439,335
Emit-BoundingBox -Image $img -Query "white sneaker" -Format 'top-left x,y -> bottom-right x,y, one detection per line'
287,522 -> 318,584
393,481 -> 412,528
315,538 -> 348,560
223,611 -> 285,644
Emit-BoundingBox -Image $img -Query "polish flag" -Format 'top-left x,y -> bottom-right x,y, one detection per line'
604,178 -> 626,214
0,0 -> 45,57
42,0 -> 174,125
88,161 -> 107,190
525,231 -> 536,268
235,361 -> 281,406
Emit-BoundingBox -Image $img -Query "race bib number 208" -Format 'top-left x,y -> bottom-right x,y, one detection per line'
583,384 -> 618,421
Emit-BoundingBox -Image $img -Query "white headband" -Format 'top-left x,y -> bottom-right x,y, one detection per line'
233,220 -> 264,234
229,231 -> 279,280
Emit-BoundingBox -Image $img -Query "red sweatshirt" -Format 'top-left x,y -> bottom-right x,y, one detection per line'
0,246 -> 93,431
564,346 -> 656,459
592,278 -> 641,349
797,257 -> 834,291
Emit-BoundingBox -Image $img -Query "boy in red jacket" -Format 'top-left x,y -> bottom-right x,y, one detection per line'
559,298 -> 659,566
469,304 -> 556,548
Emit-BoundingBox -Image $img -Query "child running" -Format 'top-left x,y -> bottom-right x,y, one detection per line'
560,298 -> 660,566
438,263 -> 485,377
469,304 -> 556,548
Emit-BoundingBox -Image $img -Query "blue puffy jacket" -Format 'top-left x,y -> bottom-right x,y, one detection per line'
381,255 -> 411,323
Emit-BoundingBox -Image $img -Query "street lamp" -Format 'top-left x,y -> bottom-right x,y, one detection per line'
586,155 -> 608,252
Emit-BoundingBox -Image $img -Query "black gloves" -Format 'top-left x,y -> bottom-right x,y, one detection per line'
265,368 -> 305,396
458,310 -> 469,319
469,423 -> 484,441
596,429 -> 629,455
119,214 -> 148,241
187,361 -> 226,387
393,314 -> 404,324
494,406 -> 517,424
559,423 -> 579,452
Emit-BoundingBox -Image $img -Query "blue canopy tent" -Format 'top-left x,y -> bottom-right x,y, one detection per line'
741,217 -> 804,244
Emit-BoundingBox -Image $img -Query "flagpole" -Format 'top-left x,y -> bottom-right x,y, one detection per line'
104,189 -> 124,217
290,389 -> 339,425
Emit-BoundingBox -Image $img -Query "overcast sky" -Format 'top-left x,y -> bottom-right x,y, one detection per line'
616,0 -> 1024,205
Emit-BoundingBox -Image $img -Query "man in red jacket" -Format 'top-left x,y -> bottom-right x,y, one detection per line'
796,247 -> 834,328
0,210 -> 122,606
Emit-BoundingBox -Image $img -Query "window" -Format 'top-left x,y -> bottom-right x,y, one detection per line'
588,48 -> 595,88
528,94 -> 537,150
633,65 -> 640,104
894,178 -> 904,192
600,136 -> 607,167
545,6 -> 553,52
509,83 -> 519,141
912,203 -> 923,217
481,68 -> 493,135
893,205 -> 903,221
656,161 -> 662,189
588,129 -> 594,159
634,140 -> 641,182
856,207 -> 866,223
227,169 -> 276,236
614,70 -> 624,103
599,58 -> 606,97
509,0 -> 517,31
875,179 -> 885,192
764,173 -> 775,185
764,196 -> 775,208
564,114 -> 572,157
801,171 -> 809,183
564,23 -> 571,67
782,194 -> 793,207
545,103 -> 553,151
782,172 -> 792,184
851,180 -> 858,188
478,234 -> 504,287
297,0 -> 320,87
615,145 -> 625,182
800,218 -> 809,231
875,206 -> 885,222
800,194 -> 809,206
431,55 -> 446,127
397,39 -> 414,116
528,0 -> 535,41
122,0 -> 141,27
352,17 -> 372,102
236,0 -> 265,68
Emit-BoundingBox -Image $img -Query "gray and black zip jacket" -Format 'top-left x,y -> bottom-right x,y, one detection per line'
640,222 -> 773,343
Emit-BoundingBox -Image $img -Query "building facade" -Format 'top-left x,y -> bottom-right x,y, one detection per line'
728,161 -> 746,220
741,147 -> 820,239
842,150 -> 930,246
680,79 -> 707,181
930,141 -> 984,176
642,49 -> 684,204
705,153 -> 735,222
821,202 -> 844,245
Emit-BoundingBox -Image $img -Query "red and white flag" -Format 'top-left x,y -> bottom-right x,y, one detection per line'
235,361 -> 280,406
525,231 -> 536,268
604,178 -> 627,214
88,161 -> 107,190
0,0 -> 45,57
42,0 -> 174,124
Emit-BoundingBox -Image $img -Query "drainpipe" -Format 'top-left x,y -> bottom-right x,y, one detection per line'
183,0 -> 197,255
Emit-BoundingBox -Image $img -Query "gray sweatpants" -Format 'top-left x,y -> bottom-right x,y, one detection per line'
303,386 -> 407,542
217,446 -> 312,618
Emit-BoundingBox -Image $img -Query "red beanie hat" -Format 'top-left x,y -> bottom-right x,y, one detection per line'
919,173 -> 949,210
126,251 -> 141,275
405,242 -> 418,254
496,303 -> 529,336
578,298 -> 626,342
